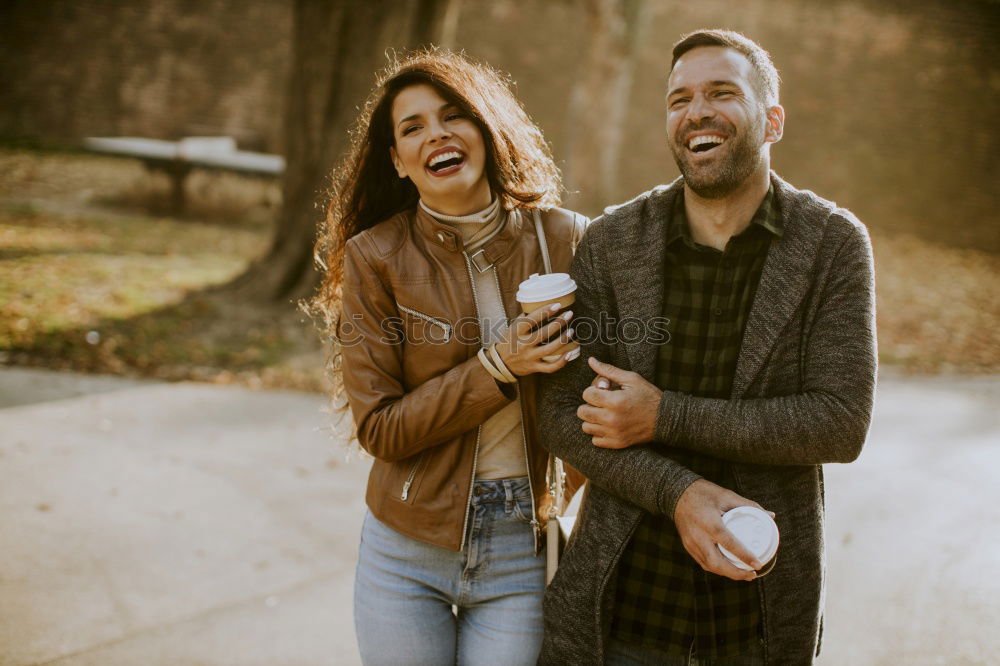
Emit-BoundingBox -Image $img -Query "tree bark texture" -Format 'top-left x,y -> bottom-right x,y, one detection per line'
235,0 -> 459,303
562,0 -> 649,214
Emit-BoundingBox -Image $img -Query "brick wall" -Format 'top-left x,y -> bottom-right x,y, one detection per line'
1,0 -> 996,249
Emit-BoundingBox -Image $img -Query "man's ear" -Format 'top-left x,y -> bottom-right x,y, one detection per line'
389,146 -> 407,179
764,104 -> 785,144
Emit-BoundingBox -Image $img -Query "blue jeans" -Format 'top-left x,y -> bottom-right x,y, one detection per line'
354,476 -> 545,666
605,637 -> 766,666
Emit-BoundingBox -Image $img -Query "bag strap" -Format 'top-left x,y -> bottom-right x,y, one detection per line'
532,209 -> 553,274
531,208 -> 566,520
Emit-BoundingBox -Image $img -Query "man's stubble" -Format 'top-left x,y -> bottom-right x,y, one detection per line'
670,115 -> 766,199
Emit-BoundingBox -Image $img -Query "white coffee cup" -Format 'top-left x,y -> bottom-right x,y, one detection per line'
516,273 -> 579,362
718,506 -> 779,573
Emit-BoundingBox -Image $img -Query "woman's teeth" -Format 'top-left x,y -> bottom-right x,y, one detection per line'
427,151 -> 463,170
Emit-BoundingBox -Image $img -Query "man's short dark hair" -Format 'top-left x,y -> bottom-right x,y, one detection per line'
671,29 -> 780,107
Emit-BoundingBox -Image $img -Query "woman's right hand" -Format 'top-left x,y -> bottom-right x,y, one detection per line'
495,303 -> 577,377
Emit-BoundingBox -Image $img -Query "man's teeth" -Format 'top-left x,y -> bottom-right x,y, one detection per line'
428,151 -> 462,168
688,135 -> 726,150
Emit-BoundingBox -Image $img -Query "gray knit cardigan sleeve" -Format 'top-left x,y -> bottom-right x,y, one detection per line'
655,214 -> 877,466
537,218 -> 702,519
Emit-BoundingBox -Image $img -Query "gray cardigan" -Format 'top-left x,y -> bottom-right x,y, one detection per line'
537,173 -> 877,666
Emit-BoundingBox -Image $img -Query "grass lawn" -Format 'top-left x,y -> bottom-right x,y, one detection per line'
0,147 -> 997,387
0,148 -> 327,391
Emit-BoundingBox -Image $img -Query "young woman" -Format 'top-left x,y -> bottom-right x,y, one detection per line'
311,51 -> 587,665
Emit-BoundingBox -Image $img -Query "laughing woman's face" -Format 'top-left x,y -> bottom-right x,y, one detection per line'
390,84 -> 491,216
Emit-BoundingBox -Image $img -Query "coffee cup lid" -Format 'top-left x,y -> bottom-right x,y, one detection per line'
516,273 -> 576,303
718,506 -> 780,571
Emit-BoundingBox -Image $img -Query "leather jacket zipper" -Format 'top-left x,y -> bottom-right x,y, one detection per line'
518,403 -> 541,551
400,452 -> 424,501
459,251 -> 487,552
459,426 -> 482,551
397,303 -> 453,342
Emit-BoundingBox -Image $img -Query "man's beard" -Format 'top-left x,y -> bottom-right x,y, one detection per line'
670,119 -> 764,199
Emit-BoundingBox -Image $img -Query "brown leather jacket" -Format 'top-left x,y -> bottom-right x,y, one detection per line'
339,205 -> 587,551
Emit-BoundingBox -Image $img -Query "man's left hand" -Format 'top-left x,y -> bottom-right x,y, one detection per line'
577,357 -> 662,449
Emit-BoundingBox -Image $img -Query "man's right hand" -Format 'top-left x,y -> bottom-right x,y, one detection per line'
673,479 -> 772,582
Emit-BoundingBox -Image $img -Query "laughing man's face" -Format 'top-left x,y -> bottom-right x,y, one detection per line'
666,46 -> 779,198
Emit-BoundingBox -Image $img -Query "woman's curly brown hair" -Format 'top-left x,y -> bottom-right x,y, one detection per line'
308,49 -> 562,421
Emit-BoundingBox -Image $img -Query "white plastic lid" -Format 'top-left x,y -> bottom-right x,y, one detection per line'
718,506 -> 780,571
516,273 -> 577,303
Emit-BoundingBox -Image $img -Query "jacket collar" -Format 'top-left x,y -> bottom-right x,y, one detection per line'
413,204 -> 520,269
731,173 -> 832,396
607,171 -> 833,396
609,182 -> 673,384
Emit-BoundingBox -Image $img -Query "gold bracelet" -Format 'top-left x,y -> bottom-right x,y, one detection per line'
477,347 -> 511,384
489,344 -> 519,383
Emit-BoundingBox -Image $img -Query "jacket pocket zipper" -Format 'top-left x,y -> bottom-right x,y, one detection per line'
400,453 -> 424,501
397,303 -> 452,342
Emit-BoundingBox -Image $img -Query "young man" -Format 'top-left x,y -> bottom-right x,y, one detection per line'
538,30 -> 877,665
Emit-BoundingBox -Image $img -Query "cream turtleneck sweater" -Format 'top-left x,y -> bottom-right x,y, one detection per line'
419,198 -> 527,480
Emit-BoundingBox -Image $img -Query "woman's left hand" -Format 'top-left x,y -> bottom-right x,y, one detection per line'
495,303 -> 577,376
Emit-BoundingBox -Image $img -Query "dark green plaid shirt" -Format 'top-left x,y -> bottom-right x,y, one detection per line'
610,186 -> 783,658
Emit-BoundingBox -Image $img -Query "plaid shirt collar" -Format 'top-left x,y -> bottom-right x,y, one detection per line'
667,184 -> 783,250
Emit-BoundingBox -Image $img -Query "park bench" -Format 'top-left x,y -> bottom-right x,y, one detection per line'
83,136 -> 285,215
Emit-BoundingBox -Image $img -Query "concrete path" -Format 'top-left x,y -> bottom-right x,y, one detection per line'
1,368 -> 998,665
818,374 -> 1000,666
0,369 -> 369,666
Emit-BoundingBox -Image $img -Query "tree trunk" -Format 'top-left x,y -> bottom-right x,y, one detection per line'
562,0 -> 649,215
233,0 -> 460,303
412,0 -> 464,49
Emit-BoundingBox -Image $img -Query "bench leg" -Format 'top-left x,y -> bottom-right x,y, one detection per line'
168,162 -> 192,217
142,160 -> 192,217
